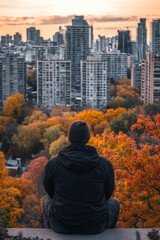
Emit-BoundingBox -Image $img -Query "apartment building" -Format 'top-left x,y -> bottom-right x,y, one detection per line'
37,60 -> 71,107
0,51 -> 26,106
141,52 -> 160,104
81,59 -> 109,109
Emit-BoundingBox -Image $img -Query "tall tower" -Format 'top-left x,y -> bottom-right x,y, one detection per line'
27,27 -> 41,45
141,52 -> 160,104
152,19 -> 160,54
137,18 -> 147,63
13,32 -> 22,45
118,30 -> 131,54
0,52 -> 26,106
65,16 -> 90,100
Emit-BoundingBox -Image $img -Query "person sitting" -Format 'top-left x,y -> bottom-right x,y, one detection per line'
43,120 -> 119,234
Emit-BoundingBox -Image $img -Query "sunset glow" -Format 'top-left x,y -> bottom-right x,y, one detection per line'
0,0 -> 160,39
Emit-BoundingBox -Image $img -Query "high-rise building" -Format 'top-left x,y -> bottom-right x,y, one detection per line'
81,59 -> 109,109
152,19 -> 160,54
53,27 -> 64,46
27,27 -> 41,45
1,35 -> 12,46
13,32 -> 22,45
65,16 -> 90,100
118,30 -> 131,54
131,64 -> 142,89
141,52 -> 160,104
137,18 -> 147,64
37,60 -> 71,107
96,35 -> 106,52
0,52 -> 26,106
101,52 -> 128,82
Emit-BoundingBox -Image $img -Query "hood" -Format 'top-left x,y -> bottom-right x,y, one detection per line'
58,143 -> 101,172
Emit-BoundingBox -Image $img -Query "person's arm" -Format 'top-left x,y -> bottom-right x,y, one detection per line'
43,160 -> 55,198
104,159 -> 115,200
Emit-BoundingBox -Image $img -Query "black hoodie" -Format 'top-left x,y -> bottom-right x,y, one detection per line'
43,143 -> 115,233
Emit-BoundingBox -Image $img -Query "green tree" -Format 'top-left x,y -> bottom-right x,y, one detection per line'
42,126 -> 63,150
109,108 -> 138,134
49,135 -> 69,158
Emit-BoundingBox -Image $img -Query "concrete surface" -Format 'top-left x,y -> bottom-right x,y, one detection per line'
8,228 -> 159,240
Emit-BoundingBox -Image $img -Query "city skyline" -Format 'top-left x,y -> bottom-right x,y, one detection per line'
0,0 -> 160,40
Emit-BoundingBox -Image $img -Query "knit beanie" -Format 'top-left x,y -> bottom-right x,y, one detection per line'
68,120 -> 90,144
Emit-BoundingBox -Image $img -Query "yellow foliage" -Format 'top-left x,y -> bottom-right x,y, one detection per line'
3,93 -> 24,117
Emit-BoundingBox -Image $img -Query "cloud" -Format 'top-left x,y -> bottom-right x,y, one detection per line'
87,15 -> 139,23
95,25 -> 136,30
0,14 -> 146,26
0,15 -> 74,26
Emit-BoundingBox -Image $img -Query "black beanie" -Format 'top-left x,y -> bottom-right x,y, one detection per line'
68,120 -> 90,144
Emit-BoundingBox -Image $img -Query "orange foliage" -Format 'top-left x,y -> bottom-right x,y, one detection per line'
3,93 -> 24,118
117,84 -> 140,99
22,156 -> 48,193
90,131 -> 160,228
0,116 -> 15,135
131,114 -> 160,141
21,157 -> 48,226
104,107 -> 127,122
48,112 -> 74,134
0,152 -> 32,227
74,109 -> 108,134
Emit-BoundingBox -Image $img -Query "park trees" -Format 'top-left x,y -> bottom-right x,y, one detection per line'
3,93 -> 24,119
0,152 -> 32,227
21,156 -> 48,227
90,130 -> 160,228
110,80 -> 142,109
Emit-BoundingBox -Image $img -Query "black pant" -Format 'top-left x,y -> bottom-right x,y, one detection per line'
43,195 -> 120,233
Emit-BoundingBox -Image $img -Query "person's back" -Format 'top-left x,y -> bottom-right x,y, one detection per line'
43,120 -> 119,233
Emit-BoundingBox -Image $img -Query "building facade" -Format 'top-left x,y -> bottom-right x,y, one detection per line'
27,27 -> 41,45
81,60 -> 109,109
37,60 -> 71,107
152,19 -> 160,54
141,52 -> 160,104
118,30 -> 131,54
65,16 -> 90,100
0,52 -> 26,106
137,18 -> 147,64
13,32 -> 22,46
101,52 -> 128,82
131,64 -> 142,89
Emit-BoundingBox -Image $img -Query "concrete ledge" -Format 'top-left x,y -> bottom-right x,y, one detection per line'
8,228 -> 159,240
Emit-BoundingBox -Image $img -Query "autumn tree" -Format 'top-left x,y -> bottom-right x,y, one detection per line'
42,126 -> 63,150
104,108 -> 127,122
110,80 -> 142,109
3,93 -> 24,119
22,156 -> 48,194
74,109 -> 108,134
48,112 -> 74,134
142,103 -> 160,116
12,121 -> 50,157
23,110 -> 48,125
22,157 -> 48,227
131,114 -> 160,146
90,131 -> 160,228
109,108 -> 138,134
49,135 -> 69,158
0,152 -> 32,227
0,116 -> 15,139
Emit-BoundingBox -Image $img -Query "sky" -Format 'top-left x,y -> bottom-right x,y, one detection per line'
0,0 -> 160,41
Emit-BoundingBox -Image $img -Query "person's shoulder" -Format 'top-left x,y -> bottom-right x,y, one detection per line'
99,156 -> 113,168
45,156 -> 59,168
